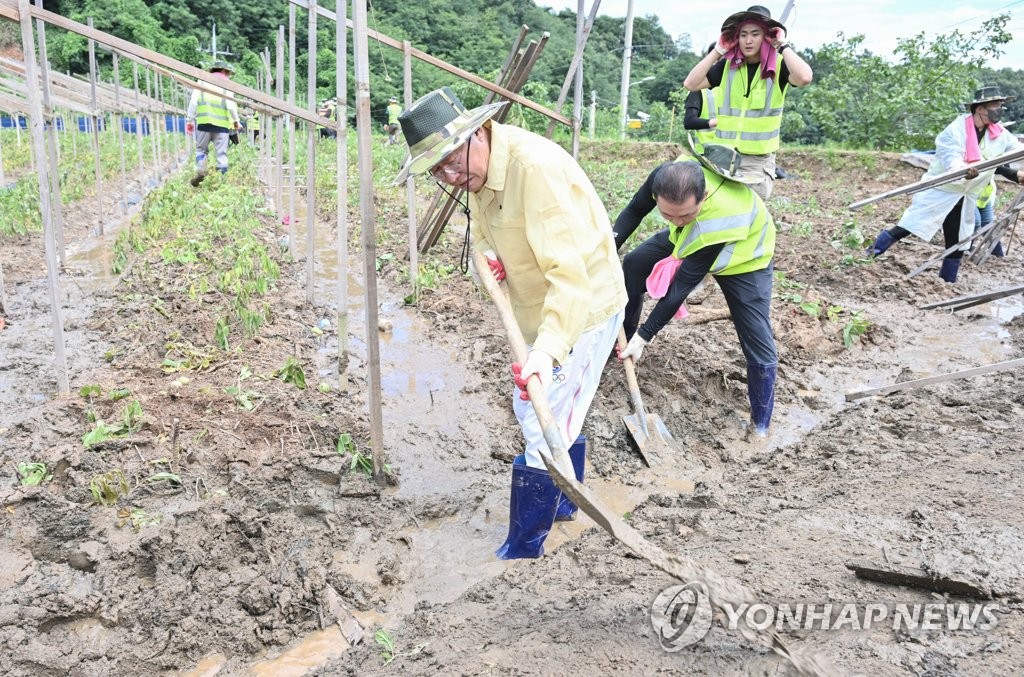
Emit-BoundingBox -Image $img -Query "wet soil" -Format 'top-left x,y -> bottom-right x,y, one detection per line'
2,142 -> 1023,676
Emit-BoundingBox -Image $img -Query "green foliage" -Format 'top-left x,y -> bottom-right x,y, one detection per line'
225,366 -> 263,411
275,357 -> 307,390
800,16 -> 1012,149
118,507 -> 161,532
842,311 -> 871,348
89,470 -> 130,506
17,462 -> 51,487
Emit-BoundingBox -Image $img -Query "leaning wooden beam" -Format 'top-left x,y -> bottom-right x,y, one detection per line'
849,147 -> 1024,209
17,0 -> 68,395
903,220 -> 999,279
918,283 -> 1024,311
1,0 -> 336,129
288,0 -> 569,126
846,559 -> 991,598
845,357 -> 1024,401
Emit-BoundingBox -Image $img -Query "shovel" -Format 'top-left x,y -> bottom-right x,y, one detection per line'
617,328 -> 681,466
471,250 -> 830,676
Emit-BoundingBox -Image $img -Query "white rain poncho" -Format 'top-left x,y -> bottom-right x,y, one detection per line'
897,114 -> 1021,249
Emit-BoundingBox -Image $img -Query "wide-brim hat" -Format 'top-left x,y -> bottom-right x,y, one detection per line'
685,132 -> 761,184
209,60 -> 234,74
393,87 -> 506,185
721,5 -> 786,35
966,85 -> 1016,107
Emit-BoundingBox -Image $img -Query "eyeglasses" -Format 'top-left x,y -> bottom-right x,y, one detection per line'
429,148 -> 466,181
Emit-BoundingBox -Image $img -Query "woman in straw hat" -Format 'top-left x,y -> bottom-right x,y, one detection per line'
394,87 -> 626,560
867,86 -> 1024,282
682,5 -> 812,201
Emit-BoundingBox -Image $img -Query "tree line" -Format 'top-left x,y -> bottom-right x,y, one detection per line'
2,0 -> 1019,150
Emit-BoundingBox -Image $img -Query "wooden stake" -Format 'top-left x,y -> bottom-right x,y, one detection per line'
544,0 -> 600,140
306,0 -> 318,304
112,53 -> 128,214
288,3 -> 298,254
570,0 -> 585,158
87,17 -> 103,233
352,0 -> 386,485
918,283 -> 1024,312
18,0 -> 68,395
846,559 -> 991,598
133,62 -> 144,181
35,7 -> 66,266
845,358 -> 1024,401
403,40 -> 418,303
336,3 -> 350,371
276,26 -> 285,215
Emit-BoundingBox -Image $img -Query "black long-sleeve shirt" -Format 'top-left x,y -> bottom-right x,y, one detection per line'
613,162 -> 727,342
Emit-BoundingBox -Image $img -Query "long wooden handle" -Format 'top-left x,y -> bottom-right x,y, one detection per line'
617,327 -> 650,437
471,250 -> 573,476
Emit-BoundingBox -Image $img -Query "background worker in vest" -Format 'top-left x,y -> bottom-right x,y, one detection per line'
613,150 -> 779,439
394,87 -> 626,560
185,61 -> 241,187
682,5 -> 812,201
250,111 -> 260,143
385,97 -> 402,145
684,44 -> 722,147
867,86 -> 1023,282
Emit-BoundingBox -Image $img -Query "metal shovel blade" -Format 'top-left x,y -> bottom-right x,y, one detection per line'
623,411 -> 680,466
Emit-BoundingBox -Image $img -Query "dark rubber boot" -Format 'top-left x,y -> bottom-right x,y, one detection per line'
495,456 -> 561,560
938,257 -> 961,283
554,436 -> 586,522
747,362 -> 777,436
867,230 -> 896,257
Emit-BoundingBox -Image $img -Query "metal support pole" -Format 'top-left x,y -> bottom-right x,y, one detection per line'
618,0 -> 635,140
288,3 -> 298,251
306,0 -> 318,303
87,17 -> 104,232
336,2 -> 350,369
35,4 -> 66,265
403,40 -> 418,302
113,53 -> 128,214
133,63 -> 144,182
276,26 -> 285,214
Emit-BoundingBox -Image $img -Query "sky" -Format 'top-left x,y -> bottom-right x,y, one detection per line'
541,0 -> 1024,70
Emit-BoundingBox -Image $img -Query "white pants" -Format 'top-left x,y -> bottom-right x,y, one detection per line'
513,310 -> 623,468
194,130 -> 230,172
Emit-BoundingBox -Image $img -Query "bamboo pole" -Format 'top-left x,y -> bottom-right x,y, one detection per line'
112,53 -> 128,214
18,0 -> 68,395
87,17 -> 103,233
262,50 -> 272,186
276,26 -> 285,215
153,72 -> 163,175
403,41 -> 417,302
571,0 -> 584,158
288,3 -> 297,252
545,0 -> 600,140
35,7 -> 65,266
305,0 -> 317,303
133,63 -> 144,183
336,1 -> 349,370
352,0 -> 386,484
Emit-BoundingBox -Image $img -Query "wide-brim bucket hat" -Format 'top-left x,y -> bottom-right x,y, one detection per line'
721,5 -> 786,36
965,85 -> 1016,107
685,132 -> 762,185
209,60 -> 235,74
393,87 -> 506,185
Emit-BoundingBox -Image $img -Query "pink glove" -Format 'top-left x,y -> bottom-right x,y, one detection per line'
715,30 -> 736,55
487,256 -> 505,282
185,122 -> 194,134
510,363 -> 531,401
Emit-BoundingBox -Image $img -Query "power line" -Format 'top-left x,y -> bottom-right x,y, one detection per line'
934,0 -> 1024,31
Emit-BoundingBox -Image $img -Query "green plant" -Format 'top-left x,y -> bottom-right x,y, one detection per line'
145,472 -> 182,487
790,221 -> 814,237
82,419 -> 119,448
375,629 -> 396,664
336,433 -> 356,455
800,300 -> 822,318
842,311 -> 871,348
275,357 -> 307,390
350,450 -> 374,476
117,507 -> 162,532
89,470 -> 130,506
17,462 -> 51,486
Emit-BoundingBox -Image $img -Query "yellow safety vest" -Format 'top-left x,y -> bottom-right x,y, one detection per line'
250,112 -> 259,131
668,160 -> 775,275
387,103 -> 402,125
695,90 -> 718,146
714,64 -> 786,155
977,180 -> 995,209
196,90 -> 232,129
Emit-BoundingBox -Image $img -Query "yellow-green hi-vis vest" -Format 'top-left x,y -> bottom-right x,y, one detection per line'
387,103 -> 402,125
668,160 -> 775,275
695,90 -> 718,146
196,90 -> 232,129
250,112 -> 260,131
977,180 -> 995,209
714,64 -> 786,155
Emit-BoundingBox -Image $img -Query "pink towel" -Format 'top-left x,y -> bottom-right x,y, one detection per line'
646,257 -> 689,320
724,21 -> 778,81
964,115 -> 1004,163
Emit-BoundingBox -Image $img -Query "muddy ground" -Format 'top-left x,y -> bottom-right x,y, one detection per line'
1,140 -> 1023,676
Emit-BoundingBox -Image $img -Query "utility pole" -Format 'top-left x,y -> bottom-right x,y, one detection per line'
618,0 -> 635,140
199,22 -> 235,60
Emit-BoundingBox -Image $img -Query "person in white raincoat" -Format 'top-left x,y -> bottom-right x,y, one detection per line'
867,86 -> 1024,282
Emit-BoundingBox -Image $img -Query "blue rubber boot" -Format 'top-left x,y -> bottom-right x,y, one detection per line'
495,456 -> 561,560
747,362 -> 777,436
938,258 -> 961,283
866,230 -> 896,257
554,436 -> 586,522
992,242 -> 1005,258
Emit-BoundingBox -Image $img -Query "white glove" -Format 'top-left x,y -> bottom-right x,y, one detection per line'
618,333 -> 648,364
518,349 -> 554,391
